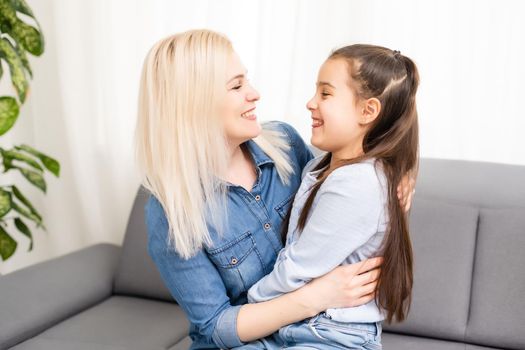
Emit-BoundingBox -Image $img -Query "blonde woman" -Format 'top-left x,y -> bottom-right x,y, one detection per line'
135,30 -> 411,349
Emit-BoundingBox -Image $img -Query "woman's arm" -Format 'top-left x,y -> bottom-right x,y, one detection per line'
237,257 -> 382,341
147,194 -> 382,346
146,197 -> 247,348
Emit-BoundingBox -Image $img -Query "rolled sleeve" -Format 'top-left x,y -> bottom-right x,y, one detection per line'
212,304 -> 244,348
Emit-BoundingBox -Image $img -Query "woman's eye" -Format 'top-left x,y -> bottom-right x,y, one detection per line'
321,92 -> 330,97
232,85 -> 242,90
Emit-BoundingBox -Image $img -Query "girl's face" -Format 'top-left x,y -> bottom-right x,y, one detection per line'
221,52 -> 261,146
306,58 -> 370,159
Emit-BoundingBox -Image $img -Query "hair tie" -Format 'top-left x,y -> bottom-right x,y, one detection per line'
393,50 -> 401,57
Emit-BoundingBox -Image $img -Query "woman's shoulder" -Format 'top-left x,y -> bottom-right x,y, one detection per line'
261,120 -> 313,170
261,121 -> 302,146
144,193 -> 169,238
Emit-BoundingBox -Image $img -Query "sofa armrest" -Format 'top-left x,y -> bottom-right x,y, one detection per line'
0,243 -> 121,349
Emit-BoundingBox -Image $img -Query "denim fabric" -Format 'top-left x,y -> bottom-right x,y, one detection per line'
145,121 -> 313,349
234,314 -> 382,350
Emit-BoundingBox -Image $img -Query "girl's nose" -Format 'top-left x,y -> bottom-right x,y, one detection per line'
306,96 -> 317,111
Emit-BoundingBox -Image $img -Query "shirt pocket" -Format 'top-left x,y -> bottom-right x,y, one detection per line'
207,231 -> 265,297
275,194 -> 295,220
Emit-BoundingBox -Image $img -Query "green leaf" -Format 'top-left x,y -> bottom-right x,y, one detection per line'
0,59 -> 3,79
0,0 -> 43,56
18,167 -> 46,192
9,0 -> 35,18
0,225 -> 17,260
2,153 -> 14,172
13,42 -> 31,78
0,188 -> 12,217
11,21 -> 43,56
12,185 -> 42,221
15,144 -> 60,177
2,149 -> 44,171
0,96 -> 19,135
12,200 -> 42,227
0,38 -> 28,103
14,217 -> 32,250
0,0 -> 18,23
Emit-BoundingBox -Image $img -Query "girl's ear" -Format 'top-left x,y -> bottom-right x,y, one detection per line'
360,98 -> 381,125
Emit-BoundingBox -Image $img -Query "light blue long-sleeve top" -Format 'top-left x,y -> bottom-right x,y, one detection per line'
247,156 -> 388,323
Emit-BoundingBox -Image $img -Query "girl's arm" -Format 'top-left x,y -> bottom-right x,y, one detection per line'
237,257 -> 382,341
247,164 -> 384,302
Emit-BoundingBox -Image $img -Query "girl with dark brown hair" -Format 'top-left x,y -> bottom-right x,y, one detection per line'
243,44 -> 419,349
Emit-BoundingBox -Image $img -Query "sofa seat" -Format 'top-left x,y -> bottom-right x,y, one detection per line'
10,296 -> 189,350
383,333 -> 502,350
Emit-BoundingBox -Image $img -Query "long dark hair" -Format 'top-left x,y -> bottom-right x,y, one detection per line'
284,44 -> 419,323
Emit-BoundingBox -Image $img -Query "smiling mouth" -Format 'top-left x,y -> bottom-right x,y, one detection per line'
241,108 -> 256,120
312,119 -> 324,128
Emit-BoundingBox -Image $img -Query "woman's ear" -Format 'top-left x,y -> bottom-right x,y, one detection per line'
360,98 -> 381,125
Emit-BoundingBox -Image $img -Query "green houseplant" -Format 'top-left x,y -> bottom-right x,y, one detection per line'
0,0 -> 60,261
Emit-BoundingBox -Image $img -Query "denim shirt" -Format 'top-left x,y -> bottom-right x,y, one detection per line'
145,122 -> 313,349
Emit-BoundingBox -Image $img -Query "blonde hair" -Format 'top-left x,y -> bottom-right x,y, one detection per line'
135,29 -> 293,259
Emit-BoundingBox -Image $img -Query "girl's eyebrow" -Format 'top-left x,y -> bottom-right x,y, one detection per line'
317,81 -> 336,88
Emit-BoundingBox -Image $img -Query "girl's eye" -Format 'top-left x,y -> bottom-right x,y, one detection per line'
321,92 -> 330,97
232,85 -> 242,90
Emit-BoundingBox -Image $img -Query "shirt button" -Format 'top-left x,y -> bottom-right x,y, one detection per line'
231,257 -> 238,265
255,195 -> 261,201
264,223 -> 271,230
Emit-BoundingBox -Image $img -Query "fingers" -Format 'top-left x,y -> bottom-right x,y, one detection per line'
397,174 -> 416,208
352,291 -> 376,307
356,256 -> 383,274
353,268 -> 380,287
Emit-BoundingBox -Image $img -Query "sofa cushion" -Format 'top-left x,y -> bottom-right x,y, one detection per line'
0,244 -> 120,350
383,197 -> 478,342
465,208 -> 525,350
415,159 -> 525,208
10,296 -> 189,350
167,337 -> 192,350
113,188 -> 173,302
383,333 -> 503,350
382,332 -> 466,350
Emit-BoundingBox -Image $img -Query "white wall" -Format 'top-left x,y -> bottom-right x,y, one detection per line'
1,0 -> 524,273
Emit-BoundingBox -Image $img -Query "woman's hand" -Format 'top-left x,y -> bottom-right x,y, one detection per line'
397,173 -> 416,212
296,257 -> 383,316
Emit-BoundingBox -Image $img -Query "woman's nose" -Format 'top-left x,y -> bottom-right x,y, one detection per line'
246,84 -> 260,102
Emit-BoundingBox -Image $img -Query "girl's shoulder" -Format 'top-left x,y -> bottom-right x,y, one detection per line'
326,159 -> 387,193
301,154 -> 326,178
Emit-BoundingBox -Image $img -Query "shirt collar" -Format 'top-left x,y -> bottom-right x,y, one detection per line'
244,139 -> 274,167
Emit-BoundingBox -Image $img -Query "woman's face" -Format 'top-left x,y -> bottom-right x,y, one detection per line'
221,52 -> 261,146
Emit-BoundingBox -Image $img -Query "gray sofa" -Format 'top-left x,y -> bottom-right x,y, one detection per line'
1,158 -> 524,350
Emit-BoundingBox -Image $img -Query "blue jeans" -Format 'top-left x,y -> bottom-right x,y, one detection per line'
234,313 -> 382,349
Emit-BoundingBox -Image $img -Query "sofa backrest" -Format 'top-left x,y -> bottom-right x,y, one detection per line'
383,159 -> 525,350
114,158 -> 525,349
113,187 -> 173,301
